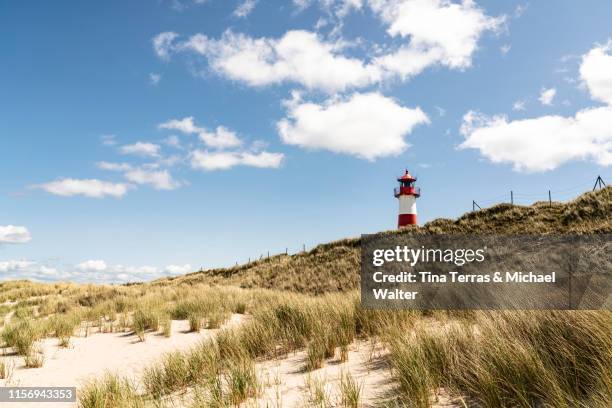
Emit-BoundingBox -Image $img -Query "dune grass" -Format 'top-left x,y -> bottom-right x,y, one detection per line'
187,311 -> 203,332
387,311 -> 612,408
2,318 -> 41,357
48,312 -> 81,347
24,347 -> 44,368
0,358 -> 13,380
79,374 -> 144,408
0,271 -> 609,407
160,315 -> 172,338
339,371 -> 362,408
132,307 -> 161,341
78,288 -> 611,407
305,374 -> 332,408
0,279 -> 608,407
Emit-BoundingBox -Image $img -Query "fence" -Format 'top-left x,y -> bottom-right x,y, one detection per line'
471,175 -> 607,212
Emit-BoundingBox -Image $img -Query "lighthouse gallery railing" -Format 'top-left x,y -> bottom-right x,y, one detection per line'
394,186 -> 421,197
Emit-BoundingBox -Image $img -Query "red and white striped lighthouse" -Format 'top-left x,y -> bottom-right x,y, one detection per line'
394,169 -> 420,228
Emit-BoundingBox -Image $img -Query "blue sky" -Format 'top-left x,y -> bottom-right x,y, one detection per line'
1,0 -> 611,283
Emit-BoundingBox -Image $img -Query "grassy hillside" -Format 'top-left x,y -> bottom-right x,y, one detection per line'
1,187 -> 608,300
154,186 -> 611,294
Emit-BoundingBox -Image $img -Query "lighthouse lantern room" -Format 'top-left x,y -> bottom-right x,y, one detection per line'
394,169 -> 420,228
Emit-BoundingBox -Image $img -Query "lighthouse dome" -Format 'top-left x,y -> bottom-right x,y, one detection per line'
397,169 -> 416,182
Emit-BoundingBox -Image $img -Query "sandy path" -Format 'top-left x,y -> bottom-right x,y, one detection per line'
0,314 -> 245,407
254,340 -> 395,407
251,340 -> 462,408
167,340 -> 397,407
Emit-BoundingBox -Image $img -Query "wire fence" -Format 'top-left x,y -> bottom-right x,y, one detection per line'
472,175 -> 607,211
198,244 -> 309,272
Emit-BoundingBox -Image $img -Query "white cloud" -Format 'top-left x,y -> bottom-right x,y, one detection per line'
240,151 -> 285,168
74,261 -> 159,282
160,117 -> 244,148
76,260 -> 107,272
157,155 -> 183,167
165,0 -> 211,11
154,29 -> 381,92
87,262 -> 194,282
155,1 -> 501,91
370,0 -> 505,79
153,31 -> 179,60
0,260 -> 65,282
314,17 -> 328,30
149,73 -> 162,85
336,0 -> 364,17
293,0 -> 364,18
120,142 -> 161,157
512,100 -> 526,111
0,260 -> 36,273
97,161 -> 133,172
154,1 -> 501,91
159,116 -> 201,134
164,135 -> 182,148
0,225 -> 32,244
0,258 -> 193,283
191,151 -> 239,170
539,87 -> 556,105
158,116 -> 280,170
459,107 -> 612,172
460,42 -> 612,172
191,150 -> 284,170
34,178 -> 129,198
277,92 -> 429,160
500,44 -> 511,55
199,126 -> 242,148
113,265 -> 156,275
580,41 -> 612,105
164,264 -> 192,275
97,161 -> 181,190
293,0 -> 312,11
124,168 -> 181,190
233,0 -> 258,18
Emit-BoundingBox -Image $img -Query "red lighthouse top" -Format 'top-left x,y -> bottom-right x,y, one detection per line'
397,169 -> 416,183
394,169 -> 420,198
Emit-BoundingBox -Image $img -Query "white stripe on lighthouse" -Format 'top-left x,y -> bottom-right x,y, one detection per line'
398,195 -> 417,215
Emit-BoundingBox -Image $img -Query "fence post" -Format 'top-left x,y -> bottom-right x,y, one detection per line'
511,190 -> 513,205
593,175 -> 606,191
548,190 -> 552,206
285,247 -> 288,255
303,244 -> 306,252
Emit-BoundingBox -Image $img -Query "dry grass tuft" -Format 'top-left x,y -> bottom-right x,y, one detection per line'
339,371 -> 362,408
78,374 -> 144,408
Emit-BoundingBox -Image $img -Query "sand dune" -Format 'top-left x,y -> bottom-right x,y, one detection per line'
1,314 -> 245,407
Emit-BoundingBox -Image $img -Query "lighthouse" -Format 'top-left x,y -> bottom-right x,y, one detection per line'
394,170 -> 420,228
